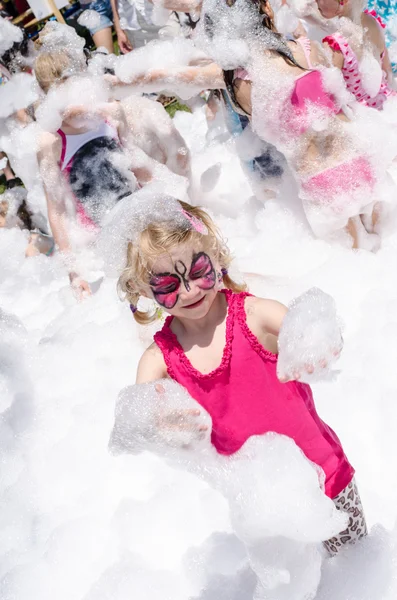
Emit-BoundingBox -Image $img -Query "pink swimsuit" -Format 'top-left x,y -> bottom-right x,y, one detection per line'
235,38 -> 341,135
154,290 -> 354,499
292,37 -> 340,123
323,11 -> 395,110
233,39 -> 375,232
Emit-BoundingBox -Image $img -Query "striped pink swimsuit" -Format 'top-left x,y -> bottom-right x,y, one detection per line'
154,290 -> 355,499
323,11 -> 396,110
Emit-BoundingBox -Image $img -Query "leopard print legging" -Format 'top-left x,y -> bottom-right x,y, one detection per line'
324,478 -> 368,556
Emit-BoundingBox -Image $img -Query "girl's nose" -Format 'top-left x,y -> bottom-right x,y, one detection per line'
180,279 -> 200,298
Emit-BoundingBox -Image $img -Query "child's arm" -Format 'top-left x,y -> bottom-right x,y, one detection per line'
38,132 -> 91,299
136,343 -> 168,384
246,291 -> 343,383
136,344 -> 210,441
253,298 -> 288,336
110,0 -> 133,54
108,63 -> 225,91
362,11 -> 393,82
245,296 -> 287,337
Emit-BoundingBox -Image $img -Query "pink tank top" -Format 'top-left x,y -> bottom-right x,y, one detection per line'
154,290 -> 354,499
323,12 -> 395,111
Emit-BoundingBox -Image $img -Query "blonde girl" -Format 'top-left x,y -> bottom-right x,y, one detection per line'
118,197 -> 366,555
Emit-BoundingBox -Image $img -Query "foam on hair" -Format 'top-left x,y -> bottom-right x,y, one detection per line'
117,200 -> 247,325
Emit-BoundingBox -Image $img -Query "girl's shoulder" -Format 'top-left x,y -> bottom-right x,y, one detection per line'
245,295 -> 288,335
136,341 -> 168,384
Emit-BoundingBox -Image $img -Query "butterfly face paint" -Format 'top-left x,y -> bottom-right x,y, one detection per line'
149,273 -> 181,309
175,260 -> 191,292
189,252 -> 216,290
149,252 -> 216,310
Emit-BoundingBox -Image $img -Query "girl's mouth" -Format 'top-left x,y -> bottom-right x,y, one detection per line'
183,296 -> 205,309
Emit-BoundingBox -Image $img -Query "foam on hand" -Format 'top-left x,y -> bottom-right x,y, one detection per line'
109,379 -> 213,460
277,288 -> 343,383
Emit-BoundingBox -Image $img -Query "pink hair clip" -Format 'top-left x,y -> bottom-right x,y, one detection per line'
181,208 -> 208,235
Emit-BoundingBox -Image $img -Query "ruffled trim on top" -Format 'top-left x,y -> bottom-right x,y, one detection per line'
153,289 -> 236,381
154,290 -> 279,381
364,9 -> 386,29
235,293 -> 278,362
323,35 -> 342,53
154,316 -> 178,381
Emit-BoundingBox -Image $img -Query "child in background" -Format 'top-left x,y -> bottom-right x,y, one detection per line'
0,191 -> 54,257
317,0 -> 396,109
35,50 -> 154,298
117,197 -> 367,555
79,0 -> 115,54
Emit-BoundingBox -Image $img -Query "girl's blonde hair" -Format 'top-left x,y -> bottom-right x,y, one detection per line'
118,200 -> 247,325
34,51 -> 72,93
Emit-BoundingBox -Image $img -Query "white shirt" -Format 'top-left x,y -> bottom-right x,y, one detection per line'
118,0 -> 156,31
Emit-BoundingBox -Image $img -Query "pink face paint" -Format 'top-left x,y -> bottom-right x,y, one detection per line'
189,253 -> 216,290
150,253 -> 216,310
149,273 -> 181,309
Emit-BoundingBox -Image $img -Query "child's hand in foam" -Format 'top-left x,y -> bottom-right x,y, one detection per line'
277,288 -> 343,384
155,383 -> 209,447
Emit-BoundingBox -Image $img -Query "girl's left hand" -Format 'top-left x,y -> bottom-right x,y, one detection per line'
278,346 -> 342,382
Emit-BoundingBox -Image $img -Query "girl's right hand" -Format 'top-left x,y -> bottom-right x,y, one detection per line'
69,272 -> 92,301
116,29 -> 133,54
155,383 -> 209,445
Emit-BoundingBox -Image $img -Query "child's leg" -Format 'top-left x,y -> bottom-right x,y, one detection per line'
346,217 -> 359,249
360,202 -> 382,234
324,478 -> 368,556
25,232 -> 55,258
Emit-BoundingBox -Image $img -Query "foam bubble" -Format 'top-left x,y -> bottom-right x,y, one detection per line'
277,287 -> 343,383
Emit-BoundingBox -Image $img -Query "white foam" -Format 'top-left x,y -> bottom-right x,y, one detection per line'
110,379 -> 346,599
0,16 -> 23,56
2,16 -> 397,600
277,287 -> 343,383
0,73 -> 39,119
77,9 -> 102,30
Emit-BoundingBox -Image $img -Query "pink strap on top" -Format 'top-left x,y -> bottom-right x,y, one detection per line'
364,9 -> 386,29
323,32 -> 394,109
296,36 -> 314,70
56,128 -> 99,231
57,128 -> 67,167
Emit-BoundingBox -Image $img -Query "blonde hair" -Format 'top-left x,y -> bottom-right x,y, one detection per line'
118,200 -> 247,325
34,51 -> 73,93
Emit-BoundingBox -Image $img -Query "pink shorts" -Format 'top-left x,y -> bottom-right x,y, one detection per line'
301,156 -> 375,207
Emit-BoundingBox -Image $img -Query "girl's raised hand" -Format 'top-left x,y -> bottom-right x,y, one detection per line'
277,288 -> 343,384
278,347 -> 342,382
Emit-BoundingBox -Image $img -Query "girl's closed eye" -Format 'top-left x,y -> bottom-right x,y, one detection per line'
189,253 -> 216,289
150,273 -> 181,309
